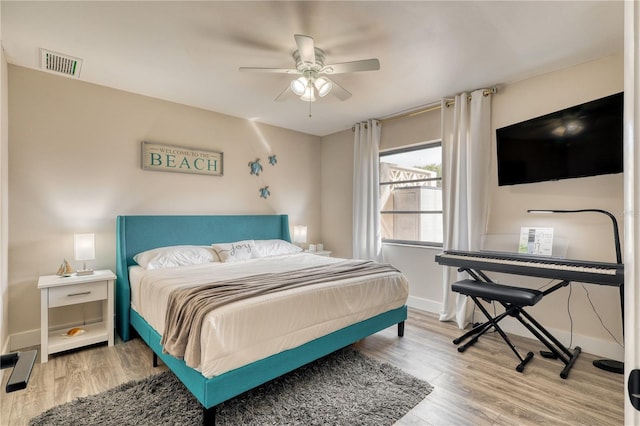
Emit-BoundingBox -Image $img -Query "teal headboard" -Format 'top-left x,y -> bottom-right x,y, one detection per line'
115,214 -> 291,341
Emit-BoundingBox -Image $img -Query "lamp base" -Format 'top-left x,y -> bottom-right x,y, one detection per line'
75,269 -> 94,276
593,359 -> 624,374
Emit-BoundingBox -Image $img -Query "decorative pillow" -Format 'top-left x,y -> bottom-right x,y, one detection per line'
134,245 -> 217,270
212,240 -> 259,263
254,239 -> 302,257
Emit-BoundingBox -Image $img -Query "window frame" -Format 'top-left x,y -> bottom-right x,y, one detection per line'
379,141 -> 443,247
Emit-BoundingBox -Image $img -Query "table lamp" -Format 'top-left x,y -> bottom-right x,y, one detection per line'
74,233 -> 95,275
293,225 -> 307,247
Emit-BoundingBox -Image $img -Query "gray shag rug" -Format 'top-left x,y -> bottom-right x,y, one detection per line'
30,347 -> 432,425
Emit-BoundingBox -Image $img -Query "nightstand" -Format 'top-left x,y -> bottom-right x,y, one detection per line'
305,250 -> 332,257
38,269 -> 116,363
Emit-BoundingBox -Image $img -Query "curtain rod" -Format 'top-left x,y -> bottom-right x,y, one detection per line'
352,87 -> 497,131
379,103 -> 441,124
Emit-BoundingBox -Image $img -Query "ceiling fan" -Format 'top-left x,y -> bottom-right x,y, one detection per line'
239,34 -> 380,102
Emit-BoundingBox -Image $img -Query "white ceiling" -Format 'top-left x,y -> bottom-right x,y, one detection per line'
1,1 -> 624,137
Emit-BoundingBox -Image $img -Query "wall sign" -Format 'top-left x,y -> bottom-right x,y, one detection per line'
142,142 -> 223,176
518,227 -> 553,256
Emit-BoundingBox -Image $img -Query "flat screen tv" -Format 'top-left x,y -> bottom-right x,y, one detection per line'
496,92 -> 623,186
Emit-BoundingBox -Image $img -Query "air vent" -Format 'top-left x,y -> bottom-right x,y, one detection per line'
39,49 -> 82,78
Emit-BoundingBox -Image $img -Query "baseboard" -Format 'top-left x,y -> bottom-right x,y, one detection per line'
9,328 -> 39,351
407,295 -> 441,313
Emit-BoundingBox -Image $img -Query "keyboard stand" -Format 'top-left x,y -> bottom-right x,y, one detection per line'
436,249 -> 623,377
453,269 -> 582,379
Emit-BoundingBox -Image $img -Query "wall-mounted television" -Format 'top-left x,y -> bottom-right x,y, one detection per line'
496,92 -> 623,186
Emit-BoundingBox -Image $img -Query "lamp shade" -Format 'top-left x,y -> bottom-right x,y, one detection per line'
290,77 -> 308,96
74,233 -> 95,261
299,86 -> 316,102
314,77 -> 332,97
292,226 -> 307,244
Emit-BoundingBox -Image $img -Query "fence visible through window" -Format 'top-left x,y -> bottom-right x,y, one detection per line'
379,143 -> 442,246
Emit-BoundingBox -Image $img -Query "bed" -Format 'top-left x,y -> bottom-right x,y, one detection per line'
115,214 -> 408,423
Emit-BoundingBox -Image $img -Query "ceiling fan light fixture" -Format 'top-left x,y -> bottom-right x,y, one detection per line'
290,77 -> 308,96
240,34 -> 376,103
300,86 -> 316,102
314,77 -> 332,97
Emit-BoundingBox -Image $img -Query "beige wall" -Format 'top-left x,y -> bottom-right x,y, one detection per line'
379,108 -> 444,309
319,108 -> 447,312
6,52 -> 626,359
318,104 -> 442,259
320,129 -> 353,259
380,106 -> 441,151
7,65 -> 322,343
487,53 -> 624,357
322,52 -> 625,359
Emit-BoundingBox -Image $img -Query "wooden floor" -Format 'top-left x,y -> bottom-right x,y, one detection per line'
2,308 -> 624,425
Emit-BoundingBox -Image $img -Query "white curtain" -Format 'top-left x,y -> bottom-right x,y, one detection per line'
439,89 -> 492,328
353,119 -> 383,261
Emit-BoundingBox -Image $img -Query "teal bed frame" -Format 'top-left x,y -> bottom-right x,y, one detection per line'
115,214 -> 407,423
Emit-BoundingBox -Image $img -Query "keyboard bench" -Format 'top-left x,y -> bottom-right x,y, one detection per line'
452,279 -> 543,306
451,278 -> 581,378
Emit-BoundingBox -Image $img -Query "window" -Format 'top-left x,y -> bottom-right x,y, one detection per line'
379,142 -> 442,246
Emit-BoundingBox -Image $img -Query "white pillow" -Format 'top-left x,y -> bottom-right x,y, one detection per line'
211,240 -> 259,263
254,239 -> 302,257
134,245 -> 217,270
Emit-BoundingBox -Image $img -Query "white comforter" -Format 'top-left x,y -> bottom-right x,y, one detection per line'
130,253 -> 408,378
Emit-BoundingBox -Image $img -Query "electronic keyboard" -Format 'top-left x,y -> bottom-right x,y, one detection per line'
435,250 -> 624,286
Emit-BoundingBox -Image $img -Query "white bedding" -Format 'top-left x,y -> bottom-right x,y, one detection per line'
130,253 -> 408,378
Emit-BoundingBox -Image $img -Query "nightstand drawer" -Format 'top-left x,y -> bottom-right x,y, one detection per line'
48,281 -> 108,308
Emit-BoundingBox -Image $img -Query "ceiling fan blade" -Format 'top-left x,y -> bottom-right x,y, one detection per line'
274,84 -> 294,102
239,67 -> 299,74
294,34 -> 316,65
328,79 -> 352,101
322,59 -> 380,74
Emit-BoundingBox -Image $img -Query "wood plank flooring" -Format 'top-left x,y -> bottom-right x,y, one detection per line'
2,308 -> 624,425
